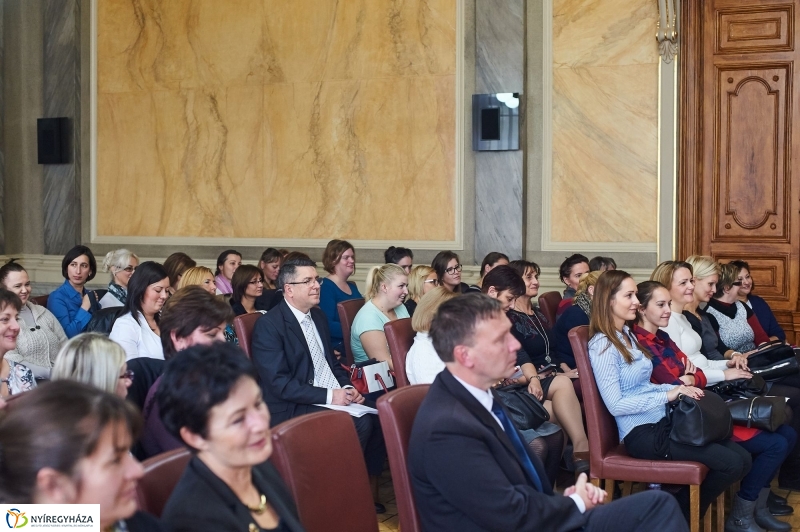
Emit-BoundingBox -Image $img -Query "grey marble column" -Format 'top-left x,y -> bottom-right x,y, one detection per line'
42,0 -> 81,254
474,0 -> 524,261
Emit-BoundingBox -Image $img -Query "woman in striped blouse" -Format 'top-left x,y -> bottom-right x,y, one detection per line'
588,270 -> 750,527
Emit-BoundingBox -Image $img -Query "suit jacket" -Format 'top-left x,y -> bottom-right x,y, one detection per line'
251,299 -> 351,425
162,455 -> 305,532
124,511 -> 169,532
408,369 -> 587,532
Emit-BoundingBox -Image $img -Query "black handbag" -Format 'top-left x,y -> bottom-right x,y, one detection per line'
747,344 -> 800,381
494,385 -> 550,431
706,376 -> 766,401
727,396 -> 787,432
668,392 -> 732,446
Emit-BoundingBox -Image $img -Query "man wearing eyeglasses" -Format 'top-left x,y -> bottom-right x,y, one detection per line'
251,257 -> 388,511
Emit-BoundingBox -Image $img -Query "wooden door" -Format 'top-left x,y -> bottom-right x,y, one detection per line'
679,0 -> 800,341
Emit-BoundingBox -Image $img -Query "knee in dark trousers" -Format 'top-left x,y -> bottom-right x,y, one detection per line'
584,490 -> 688,532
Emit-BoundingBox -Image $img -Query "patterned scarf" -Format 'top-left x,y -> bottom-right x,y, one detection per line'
574,292 -> 592,318
107,282 -> 127,305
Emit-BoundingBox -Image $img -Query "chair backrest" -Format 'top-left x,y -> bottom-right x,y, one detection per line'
384,318 -> 415,388
32,294 -> 49,307
376,385 -> 429,532
135,447 -> 192,518
271,410 -> 378,532
233,313 -> 262,359
337,298 -> 365,366
567,326 -> 621,470
537,291 -> 562,326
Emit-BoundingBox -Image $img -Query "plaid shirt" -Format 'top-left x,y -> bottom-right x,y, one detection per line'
633,325 -> 708,389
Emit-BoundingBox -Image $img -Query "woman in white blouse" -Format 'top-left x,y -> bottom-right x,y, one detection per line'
406,286 -> 458,384
650,260 -> 749,386
109,262 -> 170,361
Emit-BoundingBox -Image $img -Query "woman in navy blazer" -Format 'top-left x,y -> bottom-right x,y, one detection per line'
159,343 -> 305,532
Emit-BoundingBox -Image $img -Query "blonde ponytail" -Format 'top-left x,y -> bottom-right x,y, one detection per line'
364,264 -> 406,301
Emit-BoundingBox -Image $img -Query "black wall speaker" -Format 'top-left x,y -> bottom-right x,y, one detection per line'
37,117 -> 70,164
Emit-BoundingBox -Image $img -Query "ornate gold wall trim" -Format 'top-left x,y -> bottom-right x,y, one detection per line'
88,0 -> 466,251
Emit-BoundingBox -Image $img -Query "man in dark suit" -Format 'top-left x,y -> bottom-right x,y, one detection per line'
408,293 -> 688,532
251,257 -> 387,510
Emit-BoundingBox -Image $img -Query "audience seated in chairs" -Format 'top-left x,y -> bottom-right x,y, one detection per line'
158,343 -> 305,531
48,245 -> 101,338
214,249 -> 242,295
483,265 -> 589,477
588,270 -> 750,526
553,271 -> 601,370
100,248 -> 139,308
406,286 -> 458,385
0,260 -> 67,382
351,264 -> 409,370
110,262 -> 170,361
163,252 -> 196,295
467,251 -> 509,292
384,246 -> 414,274
634,280 -> 794,532
407,293 -> 688,532
404,265 -> 437,317
139,286 -> 234,459
556,253 -> 590,319
730,260 -> 786,342
0,380 -> 167,531
259,247 -> 284,290
319,239 -> 362,356
0,289 -> 27,399
51,333 -> 133,399
431,250 -> 469,293
251,257 -> 387,513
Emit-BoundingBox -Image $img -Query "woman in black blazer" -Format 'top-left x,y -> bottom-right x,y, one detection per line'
158,343 -> 305,532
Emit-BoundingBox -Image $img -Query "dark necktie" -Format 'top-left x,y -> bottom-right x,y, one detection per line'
491,400 -> 544,492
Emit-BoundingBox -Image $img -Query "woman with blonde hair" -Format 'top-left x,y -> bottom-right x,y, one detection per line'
350,264 -> 409,368
177,266 -> 217,295
406,287 -> 458,384
51,332 -> 132,398
99,249 -> 139,308
404,265 -> 438,317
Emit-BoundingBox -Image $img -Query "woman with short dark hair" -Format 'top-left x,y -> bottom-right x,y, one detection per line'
468,251 -> 509,291
109,262 -> 170,360
730,260 -> 785,342
259,248 -> 283,290
163,252 -> 196,294
384,246 -> 414,274
214,249 -> 242,295
0,288 -> 25,399
230,264 -> 267,316
158,344 -> 305,531
48,245 -> 100,338
319,239 -> 361,355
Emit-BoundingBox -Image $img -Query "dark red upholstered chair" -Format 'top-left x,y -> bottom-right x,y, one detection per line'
135,447 -> 192,518
537,291 -> 562,326
568,326 -> 723,532
336,298 -> 365,366
384,318 -> 415,388
376,385 -> 429,532
271,410 -> 378,532
32,294 -> 49,307
233,313 -> 262,360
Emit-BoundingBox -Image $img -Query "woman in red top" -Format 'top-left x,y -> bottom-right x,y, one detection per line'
635,280 -> 794,532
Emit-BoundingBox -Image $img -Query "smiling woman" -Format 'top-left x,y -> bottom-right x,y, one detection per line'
0,288 -> 24,399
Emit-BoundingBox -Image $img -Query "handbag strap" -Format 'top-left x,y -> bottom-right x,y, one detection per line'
747,397 -> 756,428
374,373 -> 389,393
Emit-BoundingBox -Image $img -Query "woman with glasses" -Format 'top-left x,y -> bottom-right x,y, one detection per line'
319,239 -> 362,356
350,264 -> 409,369
404,265 -> 438,316
431,250 -> 469,293
51,333 -> 133,398
229,265 -> 267,316
0,260 -> 67,383
729,260 -> 786,343
99,249 -> 139,308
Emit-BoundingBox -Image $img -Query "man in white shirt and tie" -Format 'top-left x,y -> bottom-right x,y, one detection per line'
252,257 -> 387,512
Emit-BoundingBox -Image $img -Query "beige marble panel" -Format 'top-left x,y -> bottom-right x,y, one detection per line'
553,0 -> 658,68
96,0 -> 456,241
551,63 -> 658,242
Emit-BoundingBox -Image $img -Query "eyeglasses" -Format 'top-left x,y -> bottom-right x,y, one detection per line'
424,279 -> 439,286
119,369 -> 135,381
445,264 -> 463,274
731,281 -> 743,286
286,277 -> 322,287
249,279 -> 264,285
118,266 -> 136,273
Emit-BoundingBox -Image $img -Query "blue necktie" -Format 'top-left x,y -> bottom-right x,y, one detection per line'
491,400 -> 544,492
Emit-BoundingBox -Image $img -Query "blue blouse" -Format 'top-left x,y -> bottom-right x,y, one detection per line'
589,327 -> 674,441
47,280 -> 92,338
318,278 -> 362,351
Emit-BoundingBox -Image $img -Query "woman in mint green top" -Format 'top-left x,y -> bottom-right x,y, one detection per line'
350,264 -> 409,368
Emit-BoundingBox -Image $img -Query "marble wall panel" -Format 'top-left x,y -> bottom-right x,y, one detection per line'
551,0 -> 658,244
96,0 -> 457,242
0,0 -> 5,253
